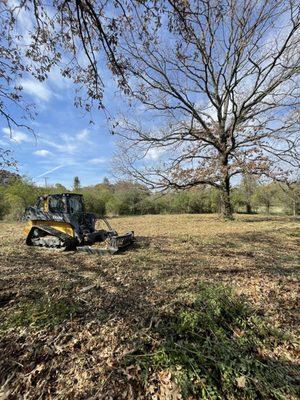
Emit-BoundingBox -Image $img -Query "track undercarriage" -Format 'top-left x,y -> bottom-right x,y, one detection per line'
26,225 -> 77,251
26,223 -> 134,254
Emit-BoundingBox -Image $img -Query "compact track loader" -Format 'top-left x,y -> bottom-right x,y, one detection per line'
24,193 -> 134,254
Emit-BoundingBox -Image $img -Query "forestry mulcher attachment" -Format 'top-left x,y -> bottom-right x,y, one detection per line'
24,193 -> 134,254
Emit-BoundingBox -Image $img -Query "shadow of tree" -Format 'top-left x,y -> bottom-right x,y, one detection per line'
239,216 -> 300,223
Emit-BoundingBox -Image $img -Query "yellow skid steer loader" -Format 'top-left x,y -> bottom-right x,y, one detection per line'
24,193 -> 134,254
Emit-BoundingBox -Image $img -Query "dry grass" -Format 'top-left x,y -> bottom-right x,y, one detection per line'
0,214 -> 299,399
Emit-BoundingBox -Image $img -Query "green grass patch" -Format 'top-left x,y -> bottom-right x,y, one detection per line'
176,235 -> 202,245
1,296 -> 83,330
126,282 -> 298,399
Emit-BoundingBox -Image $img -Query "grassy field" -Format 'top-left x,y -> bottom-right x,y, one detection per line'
0,214 -> 299,399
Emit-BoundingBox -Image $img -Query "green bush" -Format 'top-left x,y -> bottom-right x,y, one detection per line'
2,178 -> 41,220
252,184 -> 278,214
81,188 -> 112,215
107,188 -> 148,215
0,187 -> 9,219
138,196 -> 161,214
208,187 -> 221,213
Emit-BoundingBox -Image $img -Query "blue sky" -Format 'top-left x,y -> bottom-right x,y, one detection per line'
1,69 -> 122,189
2,2 -> 296,189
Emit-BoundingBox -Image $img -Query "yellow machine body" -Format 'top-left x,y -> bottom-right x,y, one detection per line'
23,196 -> 74,238
24,220 -> 74,237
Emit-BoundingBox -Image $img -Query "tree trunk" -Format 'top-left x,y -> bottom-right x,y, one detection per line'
292,200 -> 299,217
246,203 -> 252,214
220,177 -> 233,220
293,201 -> 296,217
219,154 -> 233,220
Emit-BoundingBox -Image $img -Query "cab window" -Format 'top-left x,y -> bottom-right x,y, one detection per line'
49,196 -> 67,213
68,196 -> 83,213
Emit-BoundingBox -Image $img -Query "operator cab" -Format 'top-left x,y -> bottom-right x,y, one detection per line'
35,193 -> 84,214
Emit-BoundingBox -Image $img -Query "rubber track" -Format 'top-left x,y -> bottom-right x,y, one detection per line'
26,225 -> 77,250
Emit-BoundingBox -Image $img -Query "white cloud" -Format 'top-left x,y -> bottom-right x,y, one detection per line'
89,157 -> 106,165
2,127 -> 31,143
41,128 -> 92,155
21,79 -> 53,101
34,149 -> 52,157
144,147 -> 165,160
43,138 -> 77,154
76,128 -> 90,141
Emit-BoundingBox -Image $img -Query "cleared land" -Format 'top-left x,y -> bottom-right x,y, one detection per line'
0,214 -> 299,399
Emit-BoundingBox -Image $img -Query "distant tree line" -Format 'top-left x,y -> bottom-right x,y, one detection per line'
0,173 -> 299,221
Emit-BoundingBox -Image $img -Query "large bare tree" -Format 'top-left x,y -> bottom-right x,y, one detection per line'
111,0 -> 300,219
